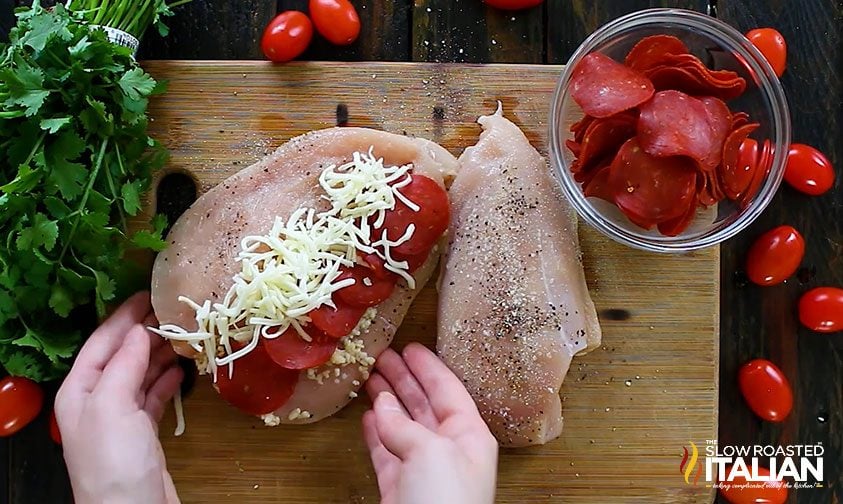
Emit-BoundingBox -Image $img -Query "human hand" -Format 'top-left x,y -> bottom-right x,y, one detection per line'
55,292 -> 183,504
363,343 -> 498,504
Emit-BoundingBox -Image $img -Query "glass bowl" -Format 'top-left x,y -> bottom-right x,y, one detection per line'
549,9 -> 790,253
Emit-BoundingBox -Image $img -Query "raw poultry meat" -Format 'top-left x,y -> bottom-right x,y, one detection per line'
151,127 -> 459,423
437,107 -> 601,447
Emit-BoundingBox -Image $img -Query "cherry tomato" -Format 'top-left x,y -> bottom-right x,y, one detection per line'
260,11 -> 313,63
49,410 -> 61,445
376,174 -> 450,256
0,376 -> 43,437
263,327 -> 337,370
784,144 -> 835,196
745,225 -> 805,286
482,0 -> 544,10
746,28 -> 787,77
215,342 -> 299,416
309,0 -> 360,46
738,359 -> 792,423
335,265 -> 396,307
719,465 -> 787,504
309,299 -> 367,338
798,287 -> 843,333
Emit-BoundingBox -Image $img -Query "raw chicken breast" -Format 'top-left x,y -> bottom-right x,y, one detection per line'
151,127 -> 458,423
437,107 -> 601,447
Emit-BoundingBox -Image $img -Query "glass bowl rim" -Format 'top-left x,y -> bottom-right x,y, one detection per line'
548,8 -> 791,253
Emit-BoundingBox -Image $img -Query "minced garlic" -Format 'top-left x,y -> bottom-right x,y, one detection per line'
287,408 -> 312,421
261,413 -> 281,427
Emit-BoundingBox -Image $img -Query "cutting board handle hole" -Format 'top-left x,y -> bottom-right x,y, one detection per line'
156,172 -> 198,235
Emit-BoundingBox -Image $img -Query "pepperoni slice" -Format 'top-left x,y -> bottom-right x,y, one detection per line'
609,138 -> 698,225
565,139 -> 582,158
645,64 -> 746,101
740,139 -> 772,208
624,35 -> 689,72
582,165 -> 615,202
574,154 -> 612,186
731,111 -> 750,129
657,198 -> 697,236
700,96 -> 732,165
722,125 -> 761,200
376,174 -> 449,256
393,249 -> 431,273
263,327 -> 338,370
574,112 -> 637,174
335,265 -> 396,307
216,341 -> 299,416
309,299 -> 367,338
570,53 -> 655,118
637,90 -> 725,169
570,115 -> 595,144
359,252 -> 392,280
697,172 -> 716,207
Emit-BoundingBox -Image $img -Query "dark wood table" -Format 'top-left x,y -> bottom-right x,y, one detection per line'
1,1 -> 840,502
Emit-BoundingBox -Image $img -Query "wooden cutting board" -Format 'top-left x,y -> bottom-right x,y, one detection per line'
137,61 -> 719,503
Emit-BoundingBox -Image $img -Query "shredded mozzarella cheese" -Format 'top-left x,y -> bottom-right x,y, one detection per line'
150,149 -> 419,378
173,389 -> 185,437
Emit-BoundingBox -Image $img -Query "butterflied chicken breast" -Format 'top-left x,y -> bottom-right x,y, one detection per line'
152,127 -> 458,423
437,107 -> 601,447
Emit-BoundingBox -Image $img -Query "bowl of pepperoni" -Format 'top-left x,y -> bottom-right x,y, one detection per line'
549,8 -> 790,252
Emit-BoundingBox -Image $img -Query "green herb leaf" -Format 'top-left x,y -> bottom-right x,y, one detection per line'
118,68 -> 156,101
49,159 -> 89,200
16,213 -> 59,252
40,117 -> 72,133
20,5 -> 72,51
121,179 -> 143,215
43,196 -> 72,219
1,64 -> 50,117
49,283 -> 74,317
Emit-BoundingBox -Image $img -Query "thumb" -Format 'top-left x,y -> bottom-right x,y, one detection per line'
373,392 -> 436,459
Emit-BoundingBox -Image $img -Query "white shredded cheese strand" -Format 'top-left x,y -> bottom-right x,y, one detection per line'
150,148 -> 423,378
173,388 -> 185,437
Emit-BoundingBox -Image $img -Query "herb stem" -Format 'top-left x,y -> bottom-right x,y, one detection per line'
104,147 -> 127,232
59,138 -> 109,262
22,132 -> 47,168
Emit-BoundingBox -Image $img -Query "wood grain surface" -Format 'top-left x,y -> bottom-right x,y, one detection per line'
3,1 -> 841,503
138,60 -> 720,503
715,2 -> 843,504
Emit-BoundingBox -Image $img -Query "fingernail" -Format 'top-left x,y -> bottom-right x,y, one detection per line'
376,392 -> 403,413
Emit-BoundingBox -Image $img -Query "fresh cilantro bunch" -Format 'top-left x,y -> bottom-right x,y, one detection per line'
0,2 -> 169,381
66,0 -> 192,39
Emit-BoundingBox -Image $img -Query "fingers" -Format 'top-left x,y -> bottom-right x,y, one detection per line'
72,292 -> 152,373
372,392 -> 436,459
402,343 -> 481,422
142,338 -> 178,391
366,372 -> 400,405
97,324 -> 152,398
362,409 -> 401,492
373,349 -> 439,430
144,365 -> 184,423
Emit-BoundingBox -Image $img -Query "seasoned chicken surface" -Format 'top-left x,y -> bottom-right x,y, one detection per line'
151,127 -> 458,423
437,107 -> 601,447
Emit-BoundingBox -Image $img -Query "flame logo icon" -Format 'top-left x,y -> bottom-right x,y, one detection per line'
679,441 -> 704,485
